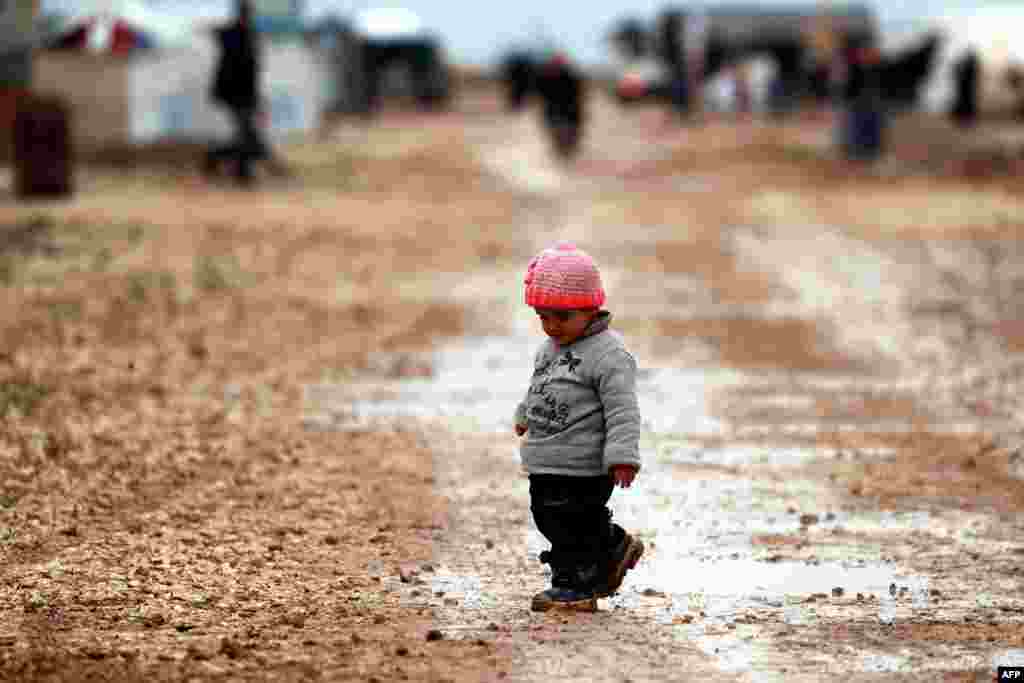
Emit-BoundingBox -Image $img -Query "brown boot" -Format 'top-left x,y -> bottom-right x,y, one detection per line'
594,533 -> 644,598
531,552 -> 599,612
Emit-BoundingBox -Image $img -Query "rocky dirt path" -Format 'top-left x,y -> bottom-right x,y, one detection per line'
308,97 -> 1024,682
7,90 -> 1022,683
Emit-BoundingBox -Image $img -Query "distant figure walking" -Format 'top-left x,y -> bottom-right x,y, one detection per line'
950,50 -> 980,129
502,51 -> 535,112
733,63 -> 752,118
838,43 -> 887,162
534,52 -> 586,160
658,11 -> 691,122
204,0 -> 288,186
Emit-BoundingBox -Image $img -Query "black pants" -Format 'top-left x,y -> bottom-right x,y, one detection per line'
207,106 -> 270,182
669,70 -> 690,116
529,474 -> 625,586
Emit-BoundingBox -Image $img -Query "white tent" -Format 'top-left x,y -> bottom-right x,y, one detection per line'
53,0 -> 194,51
34,5 -> 331,148
919,6 -> 1024,115
352,7 -> 427,41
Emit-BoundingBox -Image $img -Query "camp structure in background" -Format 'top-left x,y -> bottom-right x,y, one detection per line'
305,13 -> 371,116
607,3 -> 878,110
356,7 -> 453,114
282,5 -> 456,119
31,0 -> 331,151
914,5 -> 1024,119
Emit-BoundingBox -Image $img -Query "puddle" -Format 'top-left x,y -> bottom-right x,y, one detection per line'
650,440 -> 897,467
301,321 -> 999,679
621,557 -> 901,604
303,335 -> 537,434
305,330 -> 934,628
304,336 -> 737,438
298,116 -> 1018,678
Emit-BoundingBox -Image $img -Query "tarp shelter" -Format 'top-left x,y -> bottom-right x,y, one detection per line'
349,7 -> 452,113
918,7 -> 1024,116
307,15 -> 366,114
307,7 -> 452,116
352,7 -> 426,42
47,18 -> 160,54
43,0 -> 193,53
33,1 -> 330,148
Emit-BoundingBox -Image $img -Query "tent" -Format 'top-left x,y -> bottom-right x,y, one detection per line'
43,0 -> 193,54
47,17 -> 158,54
352,7 -> 427,42
32,2 -> 331,148
917,7 -> 1024,115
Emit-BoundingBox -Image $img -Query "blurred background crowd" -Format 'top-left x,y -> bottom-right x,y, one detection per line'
2,0 -> 1024,191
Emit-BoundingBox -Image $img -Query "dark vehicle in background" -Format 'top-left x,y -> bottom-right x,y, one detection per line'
316,8 -> 452,116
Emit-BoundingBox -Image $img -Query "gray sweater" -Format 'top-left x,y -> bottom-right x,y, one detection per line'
514,312 -> 642,476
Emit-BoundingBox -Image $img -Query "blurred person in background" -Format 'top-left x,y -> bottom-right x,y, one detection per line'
502,50 -> 536,112
204,0 -> 290,186
807,14 -> 840,114
534,52 -> 586,160
1008,66 -> 1024,120
950,49 -> 980,129
838,40 -> 886,161
658,10 -> 691,123
733,62 -> 752,119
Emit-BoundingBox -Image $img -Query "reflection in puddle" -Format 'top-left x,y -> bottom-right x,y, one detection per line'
306,332 -> 962,677
622,557 -> 900,603
651,441 -> 897,467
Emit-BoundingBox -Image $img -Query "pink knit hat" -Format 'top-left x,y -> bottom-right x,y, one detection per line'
524,241 -> 605,310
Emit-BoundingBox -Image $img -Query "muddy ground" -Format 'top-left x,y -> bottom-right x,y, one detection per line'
2,86 -> 1024,682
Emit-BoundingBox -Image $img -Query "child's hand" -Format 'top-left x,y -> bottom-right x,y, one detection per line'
515,423 -> 527,437
610,465 -> 637,488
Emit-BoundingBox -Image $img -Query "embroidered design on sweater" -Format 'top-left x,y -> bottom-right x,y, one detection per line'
557,350 -> 581,374
527,350 -> 581,437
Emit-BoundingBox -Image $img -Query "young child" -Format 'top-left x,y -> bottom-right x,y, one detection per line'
514,241 -> 644,611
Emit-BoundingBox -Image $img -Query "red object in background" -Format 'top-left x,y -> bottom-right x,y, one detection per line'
543,53 -> 571,77
109,21 -> 139,55
618,75 -> 646,100
856,47 -> 881,66
49,17 -> 146,55
0,89 -> 29,160
50,20 -> 91,50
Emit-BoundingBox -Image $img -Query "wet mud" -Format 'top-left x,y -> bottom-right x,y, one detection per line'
3,90 -> 1024,682
307,97 -> 1024,682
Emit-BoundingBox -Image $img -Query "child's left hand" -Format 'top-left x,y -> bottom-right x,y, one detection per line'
610,465 -> 637,488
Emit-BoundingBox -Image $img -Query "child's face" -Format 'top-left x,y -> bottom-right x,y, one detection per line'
534,308 -> 598,346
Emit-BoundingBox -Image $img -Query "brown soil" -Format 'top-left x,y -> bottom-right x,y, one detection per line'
5,85 -> 1024,682
0,111 -> 518,681
620,239 -> 779,304
835,433 -> 1024,514
633,316 -> 867,373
